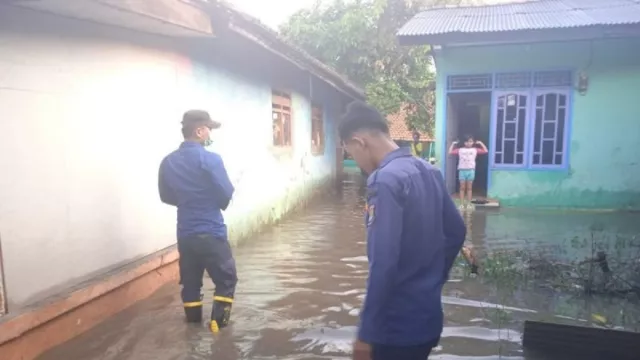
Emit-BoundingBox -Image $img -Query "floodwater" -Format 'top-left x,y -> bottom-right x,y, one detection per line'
39,174 -> 640,360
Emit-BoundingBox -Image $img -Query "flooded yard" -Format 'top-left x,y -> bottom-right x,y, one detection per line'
39,175 -> 640,360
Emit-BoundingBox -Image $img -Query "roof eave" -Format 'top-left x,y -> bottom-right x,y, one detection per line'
5,0 -> 216,38
194,0 -> 365,101
398,24 -> 640,47
226,18 -> 365,100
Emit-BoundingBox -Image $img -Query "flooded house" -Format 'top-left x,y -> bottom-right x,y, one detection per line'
398,0 -> 640,209
0,0 -> 362,358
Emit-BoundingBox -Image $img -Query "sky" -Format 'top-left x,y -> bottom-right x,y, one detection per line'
227,0 -> 524,30
228,0 -> 318,30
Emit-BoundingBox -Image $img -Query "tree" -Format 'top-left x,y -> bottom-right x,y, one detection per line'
280,0 -> 445,134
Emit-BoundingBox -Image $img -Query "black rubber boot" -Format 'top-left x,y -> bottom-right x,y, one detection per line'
184,296 -> 203,323
210,296 -> 233,333
184,305 -> 203,323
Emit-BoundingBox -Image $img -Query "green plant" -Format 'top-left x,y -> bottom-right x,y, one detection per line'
280,0 -> 436,134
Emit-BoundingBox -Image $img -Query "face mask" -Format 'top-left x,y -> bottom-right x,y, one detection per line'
203,138 -> 213,147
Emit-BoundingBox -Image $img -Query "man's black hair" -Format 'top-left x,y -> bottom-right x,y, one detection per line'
338,101 -> 389,141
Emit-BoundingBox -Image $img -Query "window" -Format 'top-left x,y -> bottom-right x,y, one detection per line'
311,104 -> 324,155
491,71 -> 571,169
532,91 -> 568,166
494,92 -> 528,166
272,90 -> 292,147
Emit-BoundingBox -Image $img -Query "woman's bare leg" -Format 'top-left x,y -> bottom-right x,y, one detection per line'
467,181 -> 474,204
459,181 -> 466,206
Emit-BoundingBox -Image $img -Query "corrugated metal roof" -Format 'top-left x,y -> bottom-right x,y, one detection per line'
398,0 -> 640,37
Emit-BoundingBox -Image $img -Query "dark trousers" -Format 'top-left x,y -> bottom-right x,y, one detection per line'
372,339 -> 439,360
178,234 -> 237,303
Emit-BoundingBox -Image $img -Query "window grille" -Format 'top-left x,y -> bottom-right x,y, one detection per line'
495,72 -> 532,89
447,74 -> 493,90
534,70 -> 572,87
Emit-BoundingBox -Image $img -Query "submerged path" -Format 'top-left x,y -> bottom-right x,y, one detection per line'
39,176 -> 640,360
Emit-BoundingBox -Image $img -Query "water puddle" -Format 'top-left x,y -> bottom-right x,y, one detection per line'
291,326 -> 357,354
442,296 -> 537,314
441,326 -> 522,343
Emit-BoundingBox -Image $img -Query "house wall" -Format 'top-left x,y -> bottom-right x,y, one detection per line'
0,7 -> 343,309
436,37 -> 640,209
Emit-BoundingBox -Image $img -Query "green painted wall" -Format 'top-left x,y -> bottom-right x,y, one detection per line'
435,38 -> 640,209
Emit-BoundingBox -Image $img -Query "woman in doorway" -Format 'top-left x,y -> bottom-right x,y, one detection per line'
448,135 -> 488,210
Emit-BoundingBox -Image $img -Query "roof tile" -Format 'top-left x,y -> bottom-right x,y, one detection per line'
387,111 -> 432,142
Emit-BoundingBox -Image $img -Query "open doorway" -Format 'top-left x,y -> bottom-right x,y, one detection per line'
445,91 -> 492,199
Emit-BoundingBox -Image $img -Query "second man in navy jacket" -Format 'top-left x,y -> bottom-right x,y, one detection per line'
339,101 -> 466,360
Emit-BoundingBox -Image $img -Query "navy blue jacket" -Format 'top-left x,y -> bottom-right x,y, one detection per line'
158,141 -> 234,240
358,148 -> 466,346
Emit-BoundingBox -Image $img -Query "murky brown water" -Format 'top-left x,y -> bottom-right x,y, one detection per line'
39,174 -> 640,360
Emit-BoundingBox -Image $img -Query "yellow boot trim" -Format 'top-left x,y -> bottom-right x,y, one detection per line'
210,320 -> 220,333
183,301 -> 203,308
213,296 -> 234,304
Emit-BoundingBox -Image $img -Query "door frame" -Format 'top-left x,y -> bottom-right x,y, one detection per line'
443,91 -> 494,197
444,94 -> 458,194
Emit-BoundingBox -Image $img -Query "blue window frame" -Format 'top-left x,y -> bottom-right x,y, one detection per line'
490,70 -> 572,170
494,91 -> 529,167
531,90 -> 570,167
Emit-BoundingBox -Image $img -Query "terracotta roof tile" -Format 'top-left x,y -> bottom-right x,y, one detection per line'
387,110 -> 432,142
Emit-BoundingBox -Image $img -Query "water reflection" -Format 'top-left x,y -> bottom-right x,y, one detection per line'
39,174 -> 640,360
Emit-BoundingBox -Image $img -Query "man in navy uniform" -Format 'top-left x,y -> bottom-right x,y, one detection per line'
158,109 -> 237,333
339,101 -> 466,360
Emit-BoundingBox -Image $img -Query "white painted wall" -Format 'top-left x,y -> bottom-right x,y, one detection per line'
0,7 -> 339,308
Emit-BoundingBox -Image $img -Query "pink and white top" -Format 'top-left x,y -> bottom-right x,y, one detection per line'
451,147 -> 487,170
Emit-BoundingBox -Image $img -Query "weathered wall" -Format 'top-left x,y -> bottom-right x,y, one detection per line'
0,7 -> 342,308
435,38 -> 640,209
